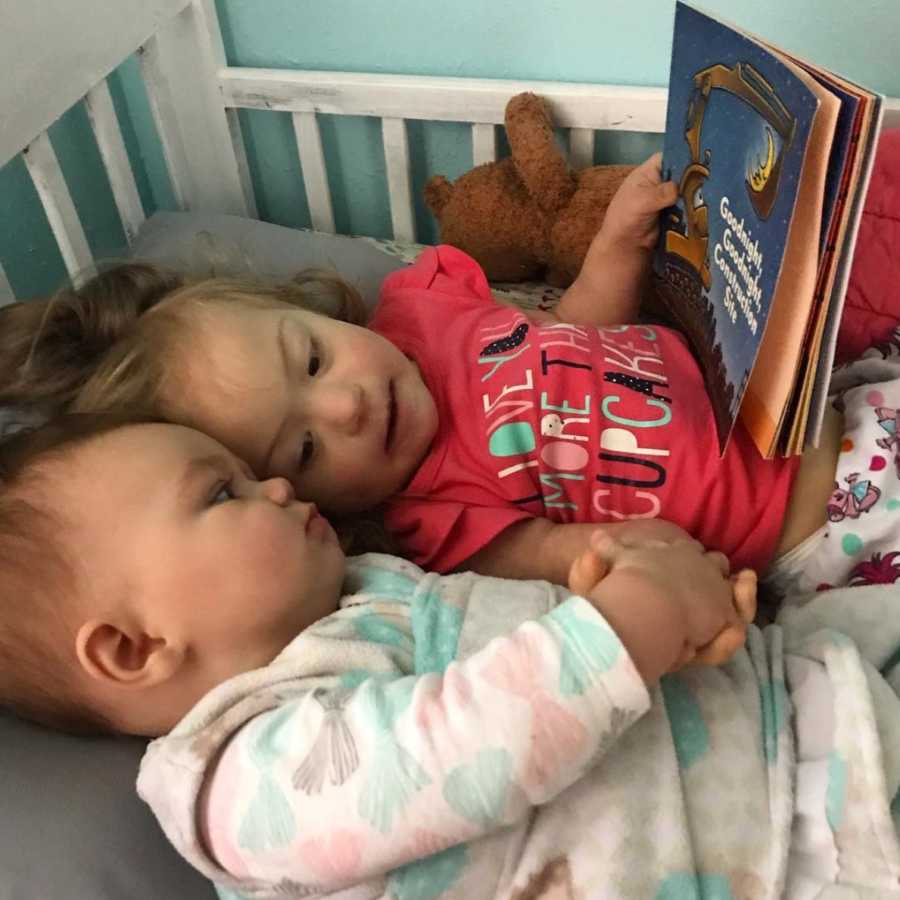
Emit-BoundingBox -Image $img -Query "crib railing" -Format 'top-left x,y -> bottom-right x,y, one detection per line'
219,69 -> 671,245
3,0 -> 900,304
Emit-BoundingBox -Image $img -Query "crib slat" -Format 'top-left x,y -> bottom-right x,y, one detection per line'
382,118 -> 415,243
568,128 -> 594,171
85,80 -> 146,243
0,263 -> 14,307
139,36 -> 191,209
292,112 -> 336,234
189,0 -> 254,215
134,1 -> 249,214
23,132 -> 94,284
226,108 -> 258,219
471,123 -> 497,166
134,2 -> 250,216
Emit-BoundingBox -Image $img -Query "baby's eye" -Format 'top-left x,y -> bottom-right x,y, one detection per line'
308,345 -> 321,377
211,481 -> 236,505
298,432 -> 315,470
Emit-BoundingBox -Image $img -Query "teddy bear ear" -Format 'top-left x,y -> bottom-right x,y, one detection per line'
423,175 -> 454,215
504,92 -> 576,214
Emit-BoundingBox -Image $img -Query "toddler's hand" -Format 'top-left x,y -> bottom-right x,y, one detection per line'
599,152 -> 678,252
602,517 -> 696,546
685,569 -> 757,669
567,529 -> 753,683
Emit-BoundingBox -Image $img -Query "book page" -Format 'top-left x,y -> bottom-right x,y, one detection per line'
761,56 -> 883,451
803,96 -> 884,447
740,68 -> 840,457
785,89 -> 868,453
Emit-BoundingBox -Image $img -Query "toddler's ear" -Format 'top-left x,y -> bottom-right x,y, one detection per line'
75,620 -> 184,688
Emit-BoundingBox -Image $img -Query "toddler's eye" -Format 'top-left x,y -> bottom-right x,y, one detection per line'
298,433 -> 315,469
308,346 -> 321,377
211,481 -> 236,505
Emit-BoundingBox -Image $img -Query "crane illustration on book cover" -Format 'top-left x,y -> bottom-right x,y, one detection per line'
656,58 -> 798,445
651,2 -> 820,452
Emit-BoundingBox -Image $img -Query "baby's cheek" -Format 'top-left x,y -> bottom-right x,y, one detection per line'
240,512 -> 297,562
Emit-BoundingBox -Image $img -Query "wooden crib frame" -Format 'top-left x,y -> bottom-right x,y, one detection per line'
3,0 -> 899,303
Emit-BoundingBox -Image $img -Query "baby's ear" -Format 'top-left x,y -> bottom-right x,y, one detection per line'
75,620 -> 184,688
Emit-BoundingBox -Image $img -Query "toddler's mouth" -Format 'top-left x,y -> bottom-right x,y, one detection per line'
385,380 -> 398,452
305,505 -> 321,532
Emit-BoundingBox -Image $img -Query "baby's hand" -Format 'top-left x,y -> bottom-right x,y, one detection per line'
599,152 -> 678,252
567,529 -> 754,684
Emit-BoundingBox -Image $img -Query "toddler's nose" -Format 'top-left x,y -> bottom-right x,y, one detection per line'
317,383 -> 364,434
261,476 -> 295,506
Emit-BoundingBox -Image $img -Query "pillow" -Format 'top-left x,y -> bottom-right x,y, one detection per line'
0,711 -> 216,900
127,210 -> 410,312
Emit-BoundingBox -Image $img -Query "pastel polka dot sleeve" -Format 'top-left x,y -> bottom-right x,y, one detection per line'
185,597 -> 648,895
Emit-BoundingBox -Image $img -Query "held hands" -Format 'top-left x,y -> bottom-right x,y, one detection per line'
596,152 -> 679,253
567,528 -> 757,684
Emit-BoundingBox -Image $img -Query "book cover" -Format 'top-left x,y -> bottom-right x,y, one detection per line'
652,2 -> 821,450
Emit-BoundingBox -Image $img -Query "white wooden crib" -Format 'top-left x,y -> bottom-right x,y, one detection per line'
6,0 -> 896,305
3,4 -> 900,899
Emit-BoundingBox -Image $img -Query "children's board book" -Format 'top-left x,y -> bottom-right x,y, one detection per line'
651,1 -> 883,457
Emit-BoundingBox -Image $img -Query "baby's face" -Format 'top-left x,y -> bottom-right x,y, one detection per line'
59,423 -> 346,685
172,303 -> 438,515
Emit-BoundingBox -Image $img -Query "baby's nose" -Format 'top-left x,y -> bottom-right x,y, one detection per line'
262,476 -> 295,506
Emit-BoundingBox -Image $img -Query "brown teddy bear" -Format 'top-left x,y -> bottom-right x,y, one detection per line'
423,92 -> 634,287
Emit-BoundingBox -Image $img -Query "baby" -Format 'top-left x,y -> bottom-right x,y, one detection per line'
3,413 -> 900,898
0,155 -> 892,592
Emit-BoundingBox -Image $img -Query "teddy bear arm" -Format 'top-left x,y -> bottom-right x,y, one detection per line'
505,92 -> 576,215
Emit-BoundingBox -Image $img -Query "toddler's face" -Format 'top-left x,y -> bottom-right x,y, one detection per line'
60,423 -> 346,684
174,303 -> 438,515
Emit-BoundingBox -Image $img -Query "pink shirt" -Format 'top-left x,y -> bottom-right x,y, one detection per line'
371,246 -> 798,573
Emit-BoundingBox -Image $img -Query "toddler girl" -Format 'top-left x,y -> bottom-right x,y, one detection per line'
2,413 -> 900,898
0,154 -> 891,590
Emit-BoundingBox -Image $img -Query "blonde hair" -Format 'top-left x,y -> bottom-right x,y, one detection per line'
0,263 -> 393,556
0,413 -> 156,734
0,262 -> 367,421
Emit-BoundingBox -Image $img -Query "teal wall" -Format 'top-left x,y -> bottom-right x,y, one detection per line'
2,0 -> 898,298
